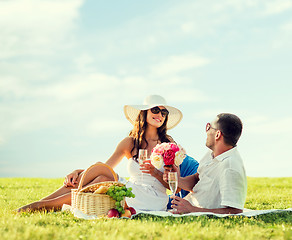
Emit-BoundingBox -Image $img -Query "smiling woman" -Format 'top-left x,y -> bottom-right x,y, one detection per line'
124,95 -> 183,161
17,95 -> 184,212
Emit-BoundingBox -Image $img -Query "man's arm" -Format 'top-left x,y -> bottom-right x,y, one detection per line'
170,196 -> 243,214
178,173 -> 200,192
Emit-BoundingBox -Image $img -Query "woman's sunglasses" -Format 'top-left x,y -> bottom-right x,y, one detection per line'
150,106 -> 169,118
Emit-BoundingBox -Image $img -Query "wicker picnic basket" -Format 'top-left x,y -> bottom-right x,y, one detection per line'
71,162 -> 125,216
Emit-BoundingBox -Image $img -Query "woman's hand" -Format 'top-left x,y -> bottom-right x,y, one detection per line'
63,170 -> 83,188
140,160 -> 159,177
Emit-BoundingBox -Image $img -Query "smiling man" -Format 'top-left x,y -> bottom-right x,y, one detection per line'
164,113 -> 247,214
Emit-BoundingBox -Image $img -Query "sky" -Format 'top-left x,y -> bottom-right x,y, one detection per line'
0,0 -> 291,178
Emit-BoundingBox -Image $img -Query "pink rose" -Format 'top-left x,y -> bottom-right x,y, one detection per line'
163,149 -> 175,165
170,143 -> 179,152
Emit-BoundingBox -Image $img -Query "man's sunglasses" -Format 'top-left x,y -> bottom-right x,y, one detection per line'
206,122 -> 224,136
150,106 -> 169,118
206,122 -> 218,132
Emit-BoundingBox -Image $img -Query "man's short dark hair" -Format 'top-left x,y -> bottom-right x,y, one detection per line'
216,113 -> 243,147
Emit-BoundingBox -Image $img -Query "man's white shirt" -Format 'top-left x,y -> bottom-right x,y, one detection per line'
185,147 -> 247,210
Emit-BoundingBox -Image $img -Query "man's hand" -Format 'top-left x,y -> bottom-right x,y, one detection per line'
170,195 -> 196,214
171,195 -> 243,215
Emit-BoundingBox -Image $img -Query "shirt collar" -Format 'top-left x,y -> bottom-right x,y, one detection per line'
213,147 -> 237,162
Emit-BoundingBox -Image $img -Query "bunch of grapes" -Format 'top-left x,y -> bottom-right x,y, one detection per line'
106,185 -> 135,214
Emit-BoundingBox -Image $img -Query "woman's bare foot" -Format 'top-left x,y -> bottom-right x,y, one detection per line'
16,201 -> 41,213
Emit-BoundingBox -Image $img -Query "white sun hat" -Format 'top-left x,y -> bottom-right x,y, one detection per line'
124,95 -> 183,129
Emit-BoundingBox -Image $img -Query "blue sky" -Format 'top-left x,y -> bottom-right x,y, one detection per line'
0,0 -> 291,178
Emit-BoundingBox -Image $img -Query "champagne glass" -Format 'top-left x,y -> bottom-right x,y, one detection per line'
168,172 -> 178,197
168,171 -> 179,213
138,149 -> 147,166
138,149 -> 147,182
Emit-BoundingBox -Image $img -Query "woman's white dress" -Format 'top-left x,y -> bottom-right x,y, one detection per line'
121,158 -> 168,211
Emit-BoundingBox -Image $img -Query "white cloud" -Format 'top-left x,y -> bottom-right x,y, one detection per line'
151,54 -> 210,76
88,1 -> 234,58
181,22 -> 196,34
262,0 -> 292,16
0,70 -> 211,141
0,0 -> 84,58
165,89 -> 209,103
0,71 -> 124,140
0,72 -> 121,100
43,73 -> 121,100
270,20 -> 292,49
281,21 -> 292,32
245,116 -> 292,134
244,115 -> 268,124
86,119 -> 128,135
74,53 -> 95,72
0,76 -> 26,99
123,76 -> 149,86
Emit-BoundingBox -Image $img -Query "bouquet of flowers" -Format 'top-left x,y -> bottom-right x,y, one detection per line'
150,142 -> 186,169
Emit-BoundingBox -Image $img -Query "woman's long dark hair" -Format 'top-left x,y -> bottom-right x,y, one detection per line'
129,110 -> 172,161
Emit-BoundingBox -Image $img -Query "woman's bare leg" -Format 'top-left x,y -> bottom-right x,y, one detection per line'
40,185 -> 74,201
40,164 -> 115,201
76,164 -> 116,187
17,168 -> 115,212
17,193 -> 71,212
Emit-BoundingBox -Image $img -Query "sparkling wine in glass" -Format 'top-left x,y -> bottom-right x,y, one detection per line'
138,149 -> 147,181
138,149 -> 147,166
168,172 -> 178,197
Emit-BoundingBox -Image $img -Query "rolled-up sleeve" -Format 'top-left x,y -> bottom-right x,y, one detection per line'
219,168 -> 247,210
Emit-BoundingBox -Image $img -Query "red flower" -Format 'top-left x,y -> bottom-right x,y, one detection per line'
163,149 -> 175,165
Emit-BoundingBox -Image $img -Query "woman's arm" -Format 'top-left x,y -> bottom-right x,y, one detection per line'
104,136 -> 134,168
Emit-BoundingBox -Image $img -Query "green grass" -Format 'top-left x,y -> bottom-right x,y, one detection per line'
0,177 -> 291,240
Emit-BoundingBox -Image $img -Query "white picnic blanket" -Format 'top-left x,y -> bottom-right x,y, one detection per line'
61,204 -> 292,219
